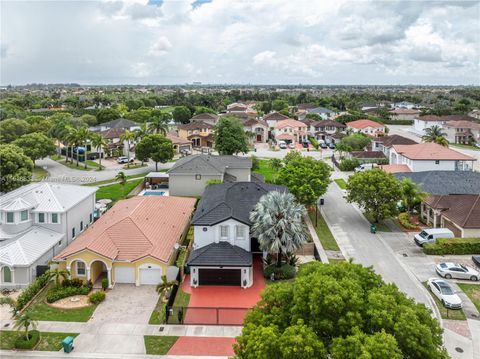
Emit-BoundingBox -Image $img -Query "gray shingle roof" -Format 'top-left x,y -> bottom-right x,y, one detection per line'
187,242 -> 252,267
395,171 -> 480,195
100,118 -> 138,129
307,107 -> 336,114
192,182 -> 287,226
168,155 -> 252,175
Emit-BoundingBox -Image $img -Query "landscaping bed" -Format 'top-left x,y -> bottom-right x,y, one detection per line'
48,295 -> 91,309
0,331 -> 79,351
144,335 -> 179,355
149,287 -> 190,325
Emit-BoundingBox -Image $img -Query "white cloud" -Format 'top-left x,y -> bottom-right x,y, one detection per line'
1,0 -> 479,85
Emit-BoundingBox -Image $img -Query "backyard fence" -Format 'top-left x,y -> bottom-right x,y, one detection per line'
165,306 -> 250,326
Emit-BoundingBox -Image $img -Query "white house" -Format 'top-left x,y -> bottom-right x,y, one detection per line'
411,115 -> 447,135
389,143 -> 476,172
0,183 -> 97,288
187,182 -> 287,288
346,119 -> 385,136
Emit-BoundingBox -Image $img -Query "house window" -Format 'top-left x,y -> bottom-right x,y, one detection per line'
20,210 -> 28,221
58,240 -> 62,246
235,225 -> 245,240
72,227 -> 76,238
89,213 -> 93,223
2,267 -> 12,283
38,213 -> 45,223
195,174 -> 201,180
435,160 -> 440,165
6,212 -> 14,223
220,226 -> 229,240
80,221 -> 84,231
76,262 -> 86,276
51,213 -> 58,223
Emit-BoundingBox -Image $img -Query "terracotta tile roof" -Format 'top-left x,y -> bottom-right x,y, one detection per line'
275,119 -> 308,129
380,164 -> 412,173
177,121 -> 213,130
424,194 -> 480,228
54,196 -> 196,263
276,133 -> 295,141
346,119 -> 384,129
392,143 -> 475,161
445,120 -> 480,130
166,132 -> 191,145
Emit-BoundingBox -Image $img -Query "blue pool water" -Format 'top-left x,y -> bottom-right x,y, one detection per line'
143,191 -> 165,196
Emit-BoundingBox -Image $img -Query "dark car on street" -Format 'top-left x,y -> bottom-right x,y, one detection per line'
472,256 -> 480,268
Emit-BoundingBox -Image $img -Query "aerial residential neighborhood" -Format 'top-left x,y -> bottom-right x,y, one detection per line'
1,1 -> 479,359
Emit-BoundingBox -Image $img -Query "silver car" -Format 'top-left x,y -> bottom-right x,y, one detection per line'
436,262 -> 479,281
427,278 -> 463,309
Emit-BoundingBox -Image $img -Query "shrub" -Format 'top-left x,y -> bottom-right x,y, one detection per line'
423,237 -> 480,255
89,291 -> 106,304
15,273 -> 50,311
308,136 -> 319,149
264,264 -> 296,280
46,285 -> 91,303
339,158 -> 360,171
250,155 -> 260,171
14,330 -> 40,349
61,278 -> 84,288
101,278 -> 109,291
398,213 -> 417,230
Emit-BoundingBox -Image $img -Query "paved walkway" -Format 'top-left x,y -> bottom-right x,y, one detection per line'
168,337 -> 236,357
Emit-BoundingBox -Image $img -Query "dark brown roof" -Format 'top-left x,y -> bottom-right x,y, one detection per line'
312,120 -> 346,128
177,121 -> 214,130
424,194 -> 480,229
351,151 -> 386,159
297,103 -> 317,110
375,135 -> 417,148
191,113 -> 219,121
263,112 -> 290,122
244,118 -> 267,127
100,128 -> 125,139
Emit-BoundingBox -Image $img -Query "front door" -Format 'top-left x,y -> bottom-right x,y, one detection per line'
256,134 -> 262,142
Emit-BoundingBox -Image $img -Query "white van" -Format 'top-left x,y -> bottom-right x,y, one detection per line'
354,163 -> 377,172
414,228 -> 454,246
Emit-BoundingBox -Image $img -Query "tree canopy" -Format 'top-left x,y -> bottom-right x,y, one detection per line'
346,168 -> 403,223
135,134 -> 174,171
13,132 -> 56,162
0,118 -> 31,143
172,106 -> 192,124
214,116 -> 249,155
234,261 -> 447,359
96,108 -> 120,124
337,133 -> 371,152
0,144 -> 34,192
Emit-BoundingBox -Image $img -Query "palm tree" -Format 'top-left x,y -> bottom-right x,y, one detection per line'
250,191 -> 308,267
401,178 -> 426,214
120,130 -> 135,168
0,296 -> 17,318
90,132 -> 108,170
148,115 -> 169,135
134,123 -> 150,141
45,267 -> 70,286
13,312 -> 37,340
422,125 -> 449,147
156,275 -> 178,300
115,171 -> 128,198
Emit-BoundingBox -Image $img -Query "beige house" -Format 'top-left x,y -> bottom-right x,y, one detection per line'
274,119 -> 308,144
244,118 -> 268,143
177,121 -> 214,148
389,108 -> 420,121
443,120 -> 480,145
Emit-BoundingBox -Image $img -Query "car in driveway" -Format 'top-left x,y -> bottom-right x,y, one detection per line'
427,278 -> 463,309
436,262 -> 479,281
117,156 -> 134,164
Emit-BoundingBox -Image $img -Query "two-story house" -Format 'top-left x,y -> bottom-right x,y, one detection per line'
243,118 -> 268,143
274,119 -> 308,144
389,143 -> 476,172
262,111 -> 291,129
177,121 -> 214,148
0,183 -> 97,288
346,119 -> 385,136
411,115 -> 477,136
190,113 -> 219,126
311,120 -> 346,142
168,155 -> 254,197
187,182 -> 287,288
298,106 -> 337,121
443,120 -> 480,145
372,135 -> 417,158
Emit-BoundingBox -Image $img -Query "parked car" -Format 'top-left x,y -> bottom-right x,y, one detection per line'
354,163 -> 376,172
472,255 -> 480,268
328,143 -> 336,149
436,262 -> 479,281
427,278 -> 462,309
302,141 -> 309,148
414,228 -> 454,246
117,156 -> 134,164
288,143 -> 296,149
320,143 -> 328,149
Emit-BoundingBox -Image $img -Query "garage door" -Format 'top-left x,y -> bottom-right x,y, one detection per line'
140,268 -> 162,285
199,268 -> 241,286
114,267 -> 135,284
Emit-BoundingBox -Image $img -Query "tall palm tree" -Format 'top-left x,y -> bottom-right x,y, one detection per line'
400,178 -> 426,214
66,126 -> 81,166
422,125 -> 449,147
90,132 -> 108,170
250,191 -> 308,267
45,267 -> 70,286
134,123 -> 150,141
115,171 -> 128,198
120,130 -> 135,168
148,116 -> 169,135
156,275 -> 178,300
13,312 -> 37,340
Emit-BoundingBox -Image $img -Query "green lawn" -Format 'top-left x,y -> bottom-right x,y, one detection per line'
149,286 -> 191,325
32,166 -> 49,181
457,283 -> 480,312
58,160 -> 92,171
95,178 -> 143,201
334,178 -> 347,189
26,284 -> 97,322
423,282 -> 466,320
450,143 -> 480,151
50,155 -> 62,161
254,159 -> 278,183
144,336 -> 178,355
86,160 -> 104,170
0,331 -> 79,351
308,209 -> 340,251
84,172 -> 151,186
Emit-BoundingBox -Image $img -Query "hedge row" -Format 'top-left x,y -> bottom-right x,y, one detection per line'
423,237 -> 480,255
14,330 -> 40,349
15,274 -> 50,311
264,264 -> 296,280
46,284 -> 91,303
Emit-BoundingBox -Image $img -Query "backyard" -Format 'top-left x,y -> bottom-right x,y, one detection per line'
95,178 -> 143,201
254,159 -> 278,183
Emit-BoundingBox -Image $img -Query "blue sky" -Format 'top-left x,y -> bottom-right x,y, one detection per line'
1,0 -> 479,85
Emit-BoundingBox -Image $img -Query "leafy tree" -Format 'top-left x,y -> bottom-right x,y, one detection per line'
13,311 -> 37,340
13,133 -> 56,163
120,130 -> 136,168
278,156 -> 331,207
422,125 -> 449,147
305,113 -> 321,120
45,267 -> 70,286
250,191 -> 308,267
68,126 -> 91,168
80,114 -> 97,126
195,106 -> 216,115
125,108 -> 152,123
135,134 -> 174,171
0,118 -> 30,143
172,106 -> 192,124
279,109 -> 291,117
0,144 -> 34,192
256,101 -> 272,114
214,117 -> 249,155
115,171 -> 128,198
272,99 -> 289,112
24,116 -> 52,135
234,261 -> 447,359
250,155 -> 260,171
400,178 -> 426,213
338,133 -> 371,151
268,158 -> 282,183
347,169 -> 403,223
96,108 -> 120,124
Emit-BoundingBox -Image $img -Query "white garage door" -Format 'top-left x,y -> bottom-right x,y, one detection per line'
114,267 -> 135,284
140,268 -> 162,285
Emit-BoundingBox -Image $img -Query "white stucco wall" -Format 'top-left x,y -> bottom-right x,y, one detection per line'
410,160 -> 456,172
193,219 -> 250,252
413,119 -> 445,134
65,194 -> 96,244
169,173 -> 222,197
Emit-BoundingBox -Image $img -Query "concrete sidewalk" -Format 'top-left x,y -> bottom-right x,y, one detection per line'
0,351 -> 227,359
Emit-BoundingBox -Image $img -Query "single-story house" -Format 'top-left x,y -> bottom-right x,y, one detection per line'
168,155 -> 253,197
422,194 -> 480,237
389,143 -> 476,172
346,119 -> 385,136
187,182 -> 287,288
54,196 -> 196,287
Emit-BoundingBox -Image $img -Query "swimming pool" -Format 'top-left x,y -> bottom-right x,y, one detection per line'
143,191 -> 166,196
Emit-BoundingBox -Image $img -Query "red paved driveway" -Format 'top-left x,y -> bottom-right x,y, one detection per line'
168,337 -> 236,356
